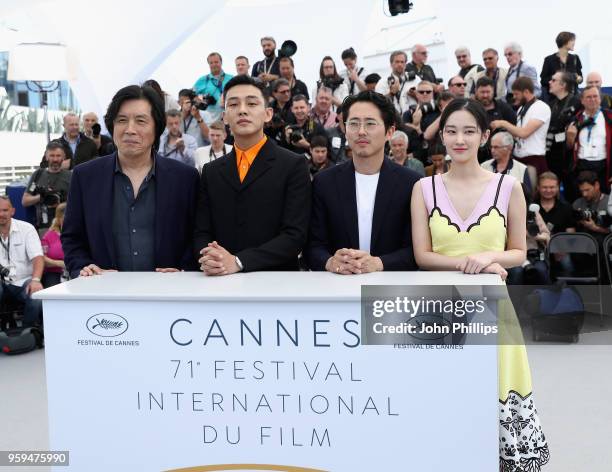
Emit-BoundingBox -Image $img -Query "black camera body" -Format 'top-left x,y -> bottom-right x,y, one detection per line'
576,115 -> 596,132
409,102 -> 436,115
186,91 -> 217,111
92,123 -> 102,138
388,70 -> 417,87
0,263 -> 9,280
319,77 -> 344,91
527,210 -> 539,237
288,124 -> 304,144
574,208 -> 610,227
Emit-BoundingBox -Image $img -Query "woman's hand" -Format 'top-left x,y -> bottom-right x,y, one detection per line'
456,253 -> 494,274
482,262 -> 508,281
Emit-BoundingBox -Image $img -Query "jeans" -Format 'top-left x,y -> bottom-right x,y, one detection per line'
0,280 -> 43,328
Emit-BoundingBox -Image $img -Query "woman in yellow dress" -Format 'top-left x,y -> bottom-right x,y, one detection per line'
410,98 -> 550,471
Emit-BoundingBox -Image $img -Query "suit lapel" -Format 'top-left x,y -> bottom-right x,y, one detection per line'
338,161 -> 359,249
219,149 -> 242,193
240,139 -> 274,190
101,155 -> 117,267
370,159 -> 397,252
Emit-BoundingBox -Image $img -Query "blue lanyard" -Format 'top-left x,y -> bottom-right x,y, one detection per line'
586,110 -> 601,142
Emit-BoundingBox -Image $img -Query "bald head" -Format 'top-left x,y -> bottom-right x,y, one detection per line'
82,112 -> 99,135
586,71 -> 603,88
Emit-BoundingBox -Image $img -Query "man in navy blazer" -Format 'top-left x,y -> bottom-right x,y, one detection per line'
62,85 -> 199,278
308,91 -> 420,273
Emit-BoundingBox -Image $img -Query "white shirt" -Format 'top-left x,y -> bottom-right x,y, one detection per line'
513,99 -> 551,158
0,218 -> 43,286
578,111 -> 607,162
355,171 -> 380,253
375,72 -> 421,114
340,64 -> 368,95
194,144 -> 233,173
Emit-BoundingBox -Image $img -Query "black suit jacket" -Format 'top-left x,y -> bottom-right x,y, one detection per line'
307,158 -> 420,271
62,153 -> 200,278
194,138 -> 311,271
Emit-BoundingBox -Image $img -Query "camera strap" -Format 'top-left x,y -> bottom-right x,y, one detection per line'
209,146 -> 227,160
349,68 -> 364,95
505,61 -> 523,90
517,97 -> 536,124
0,233 -> 10,264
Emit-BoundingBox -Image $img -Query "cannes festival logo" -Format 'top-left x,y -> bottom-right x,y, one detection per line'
86,313 -> 129,337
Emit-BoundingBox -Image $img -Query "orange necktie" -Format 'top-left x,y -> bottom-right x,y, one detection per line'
238,151 -> 250,182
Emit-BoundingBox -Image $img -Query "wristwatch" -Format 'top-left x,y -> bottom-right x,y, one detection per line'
31,277 -> 41,283
235,256 -> 244,272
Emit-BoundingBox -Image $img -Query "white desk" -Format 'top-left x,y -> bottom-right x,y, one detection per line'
36,272 -> 500,471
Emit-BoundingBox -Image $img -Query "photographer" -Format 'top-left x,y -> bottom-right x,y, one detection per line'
251,36 -> 280,86
311,87 -> 338,130
340,47 -> 367,96
158,110 -> 197,167
193,52 -> 233,121
375,50 -> 421,115
278,57 -> 309,99
507,201 -> 551,285
314,56 -> 348,109
566,86 -> 612,194
402,81 -> 439,162
406,44 -> 442,91
308,135 -> 334,179
282,95 -> 326,156
22,142 -> 71,234
83,112 -> 115,156
572,170 -> 611,243
326,106 -> 349,163
178,88 -> 211,147
545,71 -> 581,180
265,79 -> 294,144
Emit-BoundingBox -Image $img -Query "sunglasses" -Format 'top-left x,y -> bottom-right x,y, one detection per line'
417,90 -> 433,95
451,83 -> 467,87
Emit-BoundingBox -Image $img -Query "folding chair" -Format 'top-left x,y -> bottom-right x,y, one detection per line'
547,232 -> 603,324
602,233 -> 612,286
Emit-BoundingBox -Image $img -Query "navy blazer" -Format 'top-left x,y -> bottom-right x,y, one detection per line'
62,153 -> 200,278
307,158 -> 420,271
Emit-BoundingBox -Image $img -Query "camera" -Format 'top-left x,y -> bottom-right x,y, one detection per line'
288,125 -> 304,144
388,70 -> 417,87
42,192 -> 63,207
574,208 -> 610,227
522,248 -> 544,281
576,115 -> 596,132
409,102 -> 436,116
0,263 -> 9,280
319,77 -> 344,91
527,203 -> 540,237
92,123 -> 101,138
186,91 -> 217,111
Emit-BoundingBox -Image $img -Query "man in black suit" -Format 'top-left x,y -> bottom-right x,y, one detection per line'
308,91 -> 420,273
195,75 -> 311,274
62,85 -> 200,278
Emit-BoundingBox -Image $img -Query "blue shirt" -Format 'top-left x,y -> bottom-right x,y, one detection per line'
193,72 -> 233,121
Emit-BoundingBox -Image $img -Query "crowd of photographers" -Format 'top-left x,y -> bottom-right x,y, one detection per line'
4,31 -> 612,305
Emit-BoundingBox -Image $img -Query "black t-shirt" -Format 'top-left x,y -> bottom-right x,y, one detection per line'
251,56 -> 281,79
281,118 -> 327,155
291,79 -> 310,101
538,199 -> 576,234
486,100 -> 517,125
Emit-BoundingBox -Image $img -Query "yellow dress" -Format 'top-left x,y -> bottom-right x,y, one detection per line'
422,173 -> 550,472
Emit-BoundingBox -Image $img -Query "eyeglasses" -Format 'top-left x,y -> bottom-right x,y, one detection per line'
483,56 -> 496,61
451,83 -> 467,87
277,89 -> 291,94
345,119 -> 383,132
456,55 -> 468,59
417,90 -> 433,95
504,52 -> 514,57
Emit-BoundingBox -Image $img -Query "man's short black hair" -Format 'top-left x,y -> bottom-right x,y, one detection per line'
45,141 -> 66,155
476,76 -> 495,90
222,74 -> 269,105
511,76 -> 534,93
341,91 -> 399,132
291,94 -> 309,106
577,170 -> 599,187
364,73 -> 381,85
310,134 -> 329,149
104,84 -> 165,151
341,47 -> 357,61
179,88 -> 195,99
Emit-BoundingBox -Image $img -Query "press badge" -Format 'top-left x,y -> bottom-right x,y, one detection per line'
331,137 -> 342,149
554,132 -> 565,143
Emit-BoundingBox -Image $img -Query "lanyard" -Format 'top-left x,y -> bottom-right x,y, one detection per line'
506,61 -> 523,88
517,97 -> 536,124
183,115 -> 194,133
585,110 -> 601,142
209,146 -> 227,160
261,57 -> 277,76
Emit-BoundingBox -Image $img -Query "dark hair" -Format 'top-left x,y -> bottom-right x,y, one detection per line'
310,134 -> 329,149
222,74 -> 269,105
341,90 -> 399,132
279,56 -> 294,67
341,47 -> 357,61
556,71 -> 575,93
390,50 -> 407,63
577,170 -> 598,186
556,31 -> 576,49
438,98 -> 489,134
179,88 -> 195,99
581,85 -> 601,97
429,142 -> 446,157
364,73 -> 381,85
143,79 -> 164,102
475,76 -> 495,90
291,94 -> 309,106
166,109 -> 181,118
272,78 -> 290,92
511,76 -> 534,93
235,55 -> 249,63
436,92 -> 455,108
104,85 -> 165,151
319,56 -> 341,81
45,141 -> 66,155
